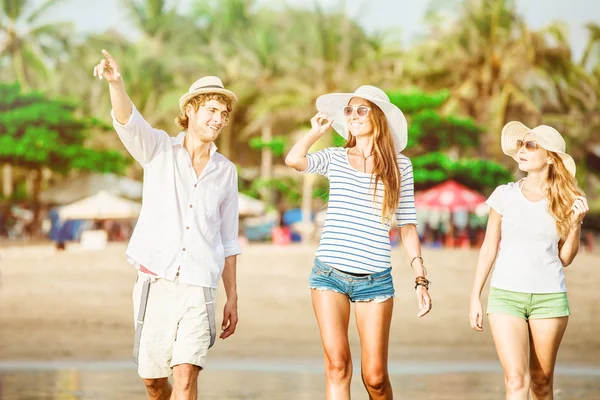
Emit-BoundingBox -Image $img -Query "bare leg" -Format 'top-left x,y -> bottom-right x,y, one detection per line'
171,363 -> 201,400
488,314 -> 530,400
355,298 -> 394,400
312,289 -> 352,400
141,378 -> 172,400
529,317 -> 569,400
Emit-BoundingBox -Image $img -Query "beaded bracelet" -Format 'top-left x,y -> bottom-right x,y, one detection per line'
415,276 -> 430,290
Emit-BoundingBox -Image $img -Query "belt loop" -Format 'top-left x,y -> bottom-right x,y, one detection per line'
367,275 -> 373,283
325,268 -> 332,277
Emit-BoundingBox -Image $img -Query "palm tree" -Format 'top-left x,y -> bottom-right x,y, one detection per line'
0,0 -> 72,88
408,0 -> 572,158
580,23 -> 600,70
0,0 -> 72,198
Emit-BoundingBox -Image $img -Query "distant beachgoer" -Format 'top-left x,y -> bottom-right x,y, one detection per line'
94,50 -> 241,399
469,122 -> 589,400
285,85 -> 432,399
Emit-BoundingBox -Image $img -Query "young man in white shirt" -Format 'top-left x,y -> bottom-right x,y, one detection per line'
94,50 -> 241,400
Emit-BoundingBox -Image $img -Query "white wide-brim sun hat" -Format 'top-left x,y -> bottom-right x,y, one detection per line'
179,76 -> 237,113
316,85 -> 408,152
501,121 -> 576,177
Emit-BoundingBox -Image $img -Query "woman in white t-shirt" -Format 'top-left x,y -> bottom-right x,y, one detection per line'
286,85 -> 432,399
469,122 -> 589,400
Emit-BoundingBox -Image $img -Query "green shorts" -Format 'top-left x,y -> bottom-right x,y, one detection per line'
487,287 -> 570,320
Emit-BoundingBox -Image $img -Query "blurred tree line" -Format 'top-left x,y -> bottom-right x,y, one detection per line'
1,0 -> 599,215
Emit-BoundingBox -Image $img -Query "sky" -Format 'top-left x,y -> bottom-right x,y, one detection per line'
30,0 -> 600,60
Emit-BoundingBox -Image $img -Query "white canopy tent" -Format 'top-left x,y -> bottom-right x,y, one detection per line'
58,191 -> 142,220
238,193 -> 265,216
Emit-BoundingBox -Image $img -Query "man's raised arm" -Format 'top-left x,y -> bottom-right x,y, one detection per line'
94,49 -> 132,124
93,49 -> 163,165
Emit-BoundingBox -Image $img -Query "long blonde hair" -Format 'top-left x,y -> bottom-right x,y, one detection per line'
345,100 -> 401,223
546,152 -> 584,239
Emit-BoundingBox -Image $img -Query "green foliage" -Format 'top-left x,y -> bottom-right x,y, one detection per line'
0,83 -> 129,175
387,90 -> 482,152
411,152 -> 454,185
12,181 -> 29,202
386,90 -> 450,114
407,110 -> 483,151
332,131 -> 347,147
453,159 -> 515,191
411,152 -> 513,192
248,136 -> 287,157
241,176 -> 302,205
313,182 -> 330,203
386,89 -> 511,192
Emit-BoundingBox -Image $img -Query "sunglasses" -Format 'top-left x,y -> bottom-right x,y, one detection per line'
343,105 -> 371,117
516,139 -> 540,151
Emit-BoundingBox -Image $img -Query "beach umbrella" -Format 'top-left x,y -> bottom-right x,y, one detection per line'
415,180 -> 486,211
415,180 -> 487,247
59,191 -> 141,220
238,193 -> 265,217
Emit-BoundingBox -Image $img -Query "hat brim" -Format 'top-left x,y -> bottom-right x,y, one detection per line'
179,88 -> 237,112
316,93 -> 408,152
501,121 -> 576,177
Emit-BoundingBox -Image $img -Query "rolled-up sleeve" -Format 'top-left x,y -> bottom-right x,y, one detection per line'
220,169 -> 242,257
112,103 -> 166,165
301,147 -> 335,177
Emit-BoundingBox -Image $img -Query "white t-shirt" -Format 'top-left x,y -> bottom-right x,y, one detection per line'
486,180 -> 566,293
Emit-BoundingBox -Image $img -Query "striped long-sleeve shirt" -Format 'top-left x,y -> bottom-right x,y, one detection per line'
302,147 -> 417,274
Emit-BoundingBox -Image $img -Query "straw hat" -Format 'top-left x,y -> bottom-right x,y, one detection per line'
316,85 -> 408,152
501,121 -> 576,177
178,76 -> 237,113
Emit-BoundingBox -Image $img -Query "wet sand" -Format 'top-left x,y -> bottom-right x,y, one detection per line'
1,362 -> 599,399
0,242 -> 599,398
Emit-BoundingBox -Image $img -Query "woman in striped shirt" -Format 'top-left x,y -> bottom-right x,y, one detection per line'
285,85 -> 432,400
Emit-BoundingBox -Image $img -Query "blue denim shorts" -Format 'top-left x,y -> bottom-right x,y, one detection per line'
309,257 -> 395,303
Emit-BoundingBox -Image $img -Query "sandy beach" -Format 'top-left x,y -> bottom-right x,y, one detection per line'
0,242 -> 599,399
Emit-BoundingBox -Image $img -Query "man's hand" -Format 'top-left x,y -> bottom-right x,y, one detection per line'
220,298 -> 238,339
93,49 -> 122,84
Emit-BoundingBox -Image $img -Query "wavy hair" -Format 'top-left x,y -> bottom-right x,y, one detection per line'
345,100 -> 400,223
546,152 -> 584,240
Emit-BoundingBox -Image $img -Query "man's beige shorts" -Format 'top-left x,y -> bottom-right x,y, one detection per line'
132,273 -> 217,379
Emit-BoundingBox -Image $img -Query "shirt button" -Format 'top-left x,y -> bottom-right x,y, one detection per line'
189,204 -> 193,208
183,248 -> 186,251
186,226 -> 190,230
194,184 -> 197,188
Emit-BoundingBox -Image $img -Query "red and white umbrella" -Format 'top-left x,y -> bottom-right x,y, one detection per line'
415,180 -> 486,211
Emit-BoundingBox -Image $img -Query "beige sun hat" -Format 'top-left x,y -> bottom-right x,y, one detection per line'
178,76 -> 237,113
501,121 -> 576,177
316,85 -> 408,152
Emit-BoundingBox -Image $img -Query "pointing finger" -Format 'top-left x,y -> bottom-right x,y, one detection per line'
102,49 -> 116,63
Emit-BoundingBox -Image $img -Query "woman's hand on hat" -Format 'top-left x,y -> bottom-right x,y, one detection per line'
310,112 -> 334,136
93,49 -> 122,84
570,196 -> 589,226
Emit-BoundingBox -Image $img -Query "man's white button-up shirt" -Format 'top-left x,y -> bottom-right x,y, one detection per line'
112,104 -> 241,288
